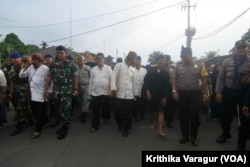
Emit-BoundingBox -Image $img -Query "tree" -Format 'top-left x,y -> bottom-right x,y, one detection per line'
40,41 -> 48,49
147,51 -> 164,65
242,28 -> 250,41
26,44 -> 40,53
4,33 -> 26,54
201,51 -> 218,60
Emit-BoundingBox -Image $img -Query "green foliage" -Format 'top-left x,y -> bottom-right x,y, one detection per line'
204,51 -> 218,59
40,41 -> 48,49
242,28 -> 250,41
4,33 -> 26,54
147,51 -> 164,65
26,44 -> 40,53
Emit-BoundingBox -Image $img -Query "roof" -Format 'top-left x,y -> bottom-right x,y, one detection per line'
203,55 -> 233,65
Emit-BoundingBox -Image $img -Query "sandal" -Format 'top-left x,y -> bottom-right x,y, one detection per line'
90,128 -> 97,133
31,131 -> 40,139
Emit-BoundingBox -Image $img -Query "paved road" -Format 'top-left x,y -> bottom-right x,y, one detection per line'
0,110 -> 248,167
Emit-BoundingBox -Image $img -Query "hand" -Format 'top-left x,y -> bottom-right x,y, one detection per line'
8,93 -> 12,100
173,92 -> 179,101
216,93 -> 222,103
43,90 -> 48,99
242,106 -> 249,116
161,98 -> 167,107
111,90 -> 117,97
241,76 -> 250,84
73,90 -> 78,96
202,95 -> 210,105
146,91 -> 151,101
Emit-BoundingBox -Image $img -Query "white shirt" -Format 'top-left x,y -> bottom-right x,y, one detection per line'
133,67 -> 147,97
89,64 -> 112,96
111,62 -> 135,99
19,65 -> 49,102
0,70 -> 7,87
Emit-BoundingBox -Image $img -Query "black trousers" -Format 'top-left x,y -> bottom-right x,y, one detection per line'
114,98 -> 133,131
165,97 -> 175,124
91,95 -> 111,129
221,87 -> 245,135
30,101 -> 46,132
178,90 -> 201,138
221,87 -> 248,147
133,96 -> 146,120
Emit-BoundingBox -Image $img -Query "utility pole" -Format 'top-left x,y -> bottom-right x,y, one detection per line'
0,34 -> 2,67
182,0 -> 196,48
69,0 -> 72,54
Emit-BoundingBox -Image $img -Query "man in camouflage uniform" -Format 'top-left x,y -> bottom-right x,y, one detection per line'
9,52 -> 33,136
172,46 -> 209,146
44,46 -> 78,140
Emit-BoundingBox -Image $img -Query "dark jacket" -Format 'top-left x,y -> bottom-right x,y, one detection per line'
143,67 -> 170,100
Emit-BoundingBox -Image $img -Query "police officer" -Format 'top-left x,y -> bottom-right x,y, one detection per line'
172,46 -> 209,146
43,46 -> 78,140
215,39 -> 250,150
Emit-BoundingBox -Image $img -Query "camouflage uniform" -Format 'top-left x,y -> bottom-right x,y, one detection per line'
9,64 -> 32,126
49,60 -> 78,125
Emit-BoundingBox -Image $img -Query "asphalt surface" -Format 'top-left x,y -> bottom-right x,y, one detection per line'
0,108 -> 248,167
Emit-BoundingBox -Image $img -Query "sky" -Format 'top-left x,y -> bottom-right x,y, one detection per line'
0,0 -> 250,64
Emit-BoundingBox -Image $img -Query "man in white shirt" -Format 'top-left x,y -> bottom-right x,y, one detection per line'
19,53 -> 50,139
111,51 -> 137,137
133,56 -> 147,123
0,69 -> 7,131
89,53 -> 112,132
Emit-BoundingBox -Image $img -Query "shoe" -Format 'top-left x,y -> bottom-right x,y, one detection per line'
191,137 -> 198,146
57,124 -> 69,140
81,113 -> 87,123
216,134 -> 232,143
90,128 -> 97,133
49,120 -> 60,128
179,137 -> 189,144
57,130 -> 67,140
167,123 -> 172,128
118,126 -> 122,131
236,146 -> 246,151
31,131 -> 40,139
10,128 -> 23,136
103,120 -> 112,125
122,130 -> 128,137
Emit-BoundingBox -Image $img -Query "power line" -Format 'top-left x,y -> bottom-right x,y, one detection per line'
0,0 -> 161,28
47,1 -> 186,43
194,8 -> 250,40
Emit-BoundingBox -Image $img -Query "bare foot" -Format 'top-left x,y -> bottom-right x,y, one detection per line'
149,124 -> 156,129
158,130 -> 166,137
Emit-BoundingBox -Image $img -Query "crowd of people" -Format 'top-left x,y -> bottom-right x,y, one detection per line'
0,39 -> 250,151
